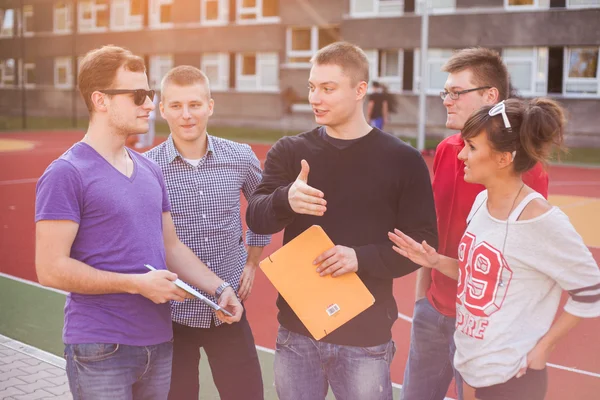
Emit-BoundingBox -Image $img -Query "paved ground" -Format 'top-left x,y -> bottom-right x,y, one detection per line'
0,335 -> 71,400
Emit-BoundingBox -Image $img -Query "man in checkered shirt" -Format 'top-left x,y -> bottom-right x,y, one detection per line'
144,65 -> 270,400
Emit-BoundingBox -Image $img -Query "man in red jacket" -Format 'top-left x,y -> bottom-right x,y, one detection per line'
400,48 -> 549,400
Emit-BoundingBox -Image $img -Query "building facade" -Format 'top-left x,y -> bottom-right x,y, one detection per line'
0,0 -> 599,142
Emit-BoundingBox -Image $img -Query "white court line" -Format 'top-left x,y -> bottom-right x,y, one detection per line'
0,272 -> 67,295
1,272 -> 599,381
550,181 -> 600,186
0,334 -> 66,369
0,177 -> 38,186
557,198 -> 599,209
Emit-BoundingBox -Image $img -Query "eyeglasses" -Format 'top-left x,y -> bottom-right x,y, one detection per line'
439,86 -> 492,100
99,89 -> 155,106
488,100 -> 512,131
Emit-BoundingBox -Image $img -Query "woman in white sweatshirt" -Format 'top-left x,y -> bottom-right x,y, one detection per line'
389,98 -> 600,400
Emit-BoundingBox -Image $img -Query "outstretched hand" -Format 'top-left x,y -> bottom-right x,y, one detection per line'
388,229 -> 440,269
288,160 -> 327,216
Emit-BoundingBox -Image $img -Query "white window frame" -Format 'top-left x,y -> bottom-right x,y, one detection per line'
284,26 -> 340,68
563,47 -> 600,98
22,5 -> 34,36
365,49 -> 403,93
110,0 -> 143,31
235,52 -> 279,92
78,1 -> 109,33
0,9 -> 15,38
18,60 -> 36,89
415,0 -> 456,15
286,26 -> 315,68
504,0 -> 550,10
201,0 -> 228,26
350,0 -> 403,18
54,2 -> 72,34
149,54 -> 174,87
0,59 -> 16,88
201,53 -> 229,92
502,47 -> 547,97
414,49 -> 452,95
54,57 -> 73,89
236,0 -> 280,25
566,0 -> 600,8
149,0 -> 173,28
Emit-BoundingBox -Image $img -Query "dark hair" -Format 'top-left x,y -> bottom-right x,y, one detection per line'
78,45 -> 146,114
443,47 -> 509,101
376,81 -> 398,114
461,98 -> 566,173
311,41 -> 369,85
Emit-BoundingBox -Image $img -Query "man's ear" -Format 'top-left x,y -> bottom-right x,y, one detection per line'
356,81 -> 368,100
91,91 -> 107,112
159,101 -> 166,119
208,98 -> 215,117
486,87 -> 500,105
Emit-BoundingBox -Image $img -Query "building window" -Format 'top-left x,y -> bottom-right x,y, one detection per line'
365,49 -> 403,92
503,47 -> 547,96
285,26 -> 339,67
201,53 -> 229,92
54,2 -> 73,34
201,0 -> 228,25
20,61 -> 35,88
567,0 -> 600,8
150,0 -> 173,28
0,59 -> 16,87
78,0 -> 109,32
504,0 -> 550,9
416,0 -> 456,14
111,0 -> 143,30
22,5 -> 34,36
236,0 -> 279,24
350,0 -> 403,17
563,47 -> 600,96
55,57 -> 73,89
414,49 -> 453,94
235,53 -> 278,92
0,9 -> 15,37
149,55 -> 174,87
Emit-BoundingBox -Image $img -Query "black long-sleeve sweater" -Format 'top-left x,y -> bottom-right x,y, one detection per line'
247,127 -> 438,346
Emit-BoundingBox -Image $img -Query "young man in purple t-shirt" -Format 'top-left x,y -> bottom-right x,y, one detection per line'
35,45 -> 242,400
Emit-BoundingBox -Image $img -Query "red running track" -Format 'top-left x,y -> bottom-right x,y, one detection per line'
0,131 -> 598,399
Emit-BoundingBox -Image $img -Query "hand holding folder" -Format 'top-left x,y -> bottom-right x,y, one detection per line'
259,225 -> 375,340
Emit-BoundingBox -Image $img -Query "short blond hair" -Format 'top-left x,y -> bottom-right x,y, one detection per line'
311,41 -> 369,85
161,65 -> 211,100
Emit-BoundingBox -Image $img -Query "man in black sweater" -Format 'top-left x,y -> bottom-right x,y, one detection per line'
246,42 -> 437,400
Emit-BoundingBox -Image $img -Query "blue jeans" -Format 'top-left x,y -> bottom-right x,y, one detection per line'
274,326 -> 396,400
65,341 -> 173,400
401,298 -> 463,400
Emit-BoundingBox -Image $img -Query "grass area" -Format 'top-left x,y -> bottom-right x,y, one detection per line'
1,115 -> 599,165
0,276 -> 402,399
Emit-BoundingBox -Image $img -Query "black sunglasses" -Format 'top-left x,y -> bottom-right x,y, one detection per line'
99,89 -> 156,106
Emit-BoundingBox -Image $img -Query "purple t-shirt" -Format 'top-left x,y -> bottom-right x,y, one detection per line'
35,142 -> 172,346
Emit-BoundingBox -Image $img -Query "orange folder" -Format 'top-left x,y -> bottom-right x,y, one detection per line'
259,225 -> 375,340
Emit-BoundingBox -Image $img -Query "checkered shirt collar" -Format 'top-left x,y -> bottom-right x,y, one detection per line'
164,133 -> 216,164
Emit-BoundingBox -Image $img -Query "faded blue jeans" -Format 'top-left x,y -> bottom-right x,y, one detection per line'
65,341 -> 173,400
274,325 -> 396,400
401,297 -> 463,400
